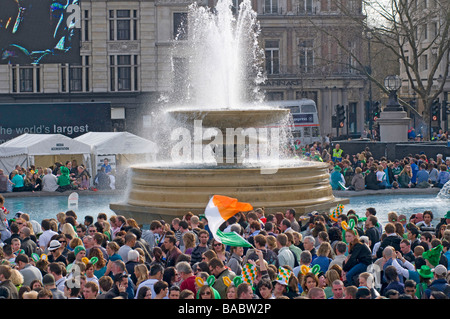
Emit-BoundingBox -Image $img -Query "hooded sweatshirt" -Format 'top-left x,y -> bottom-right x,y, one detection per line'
57,166 -> 71,187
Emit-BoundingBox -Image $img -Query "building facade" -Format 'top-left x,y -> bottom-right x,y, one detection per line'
0,0 -> 367,139
398,0 -> 450,133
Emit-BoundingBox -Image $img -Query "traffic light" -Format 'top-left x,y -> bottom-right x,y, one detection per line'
336,104 -> 346,129
373,101 -> 381,120
336,104 -> 345,123
332,115 -> 338,128
431,99 -> 440,121
445,101 -> 450,114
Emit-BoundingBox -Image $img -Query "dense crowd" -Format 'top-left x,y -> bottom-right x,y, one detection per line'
1,189 -> 450,300
297,142 -> 450,192
0,158 -> 115,194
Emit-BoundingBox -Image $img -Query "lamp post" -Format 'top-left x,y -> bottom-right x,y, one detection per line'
383,75 -> 403,112
375,75 -> 410,142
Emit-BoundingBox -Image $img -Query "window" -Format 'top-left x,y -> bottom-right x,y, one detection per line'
11,65 -> 40,93
173,12 -> 188,40
347,40 -> 357,73
303,127 -> 311,137
264,0 -> 278,14
109,9 -> 138,41
83,10 -> 90,41
432,22 -> 438,38
312,127 -> 320,137
19,68 -> 34,92
421,54 -> 428,71
298,0 -> 313,14
265,40 -> 280,75
287,106 -> 300,113
299,40 -> 314,73
110,55 -> 139,91
61,56 -> 90,92
266,91 -> 284,100
301,104 -> 317,113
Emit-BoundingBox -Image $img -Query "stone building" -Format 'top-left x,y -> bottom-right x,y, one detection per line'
0,0 -> 367,138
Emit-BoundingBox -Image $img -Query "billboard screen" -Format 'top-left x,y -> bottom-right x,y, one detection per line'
0,102 -> 112,143
0,0 -> 81,65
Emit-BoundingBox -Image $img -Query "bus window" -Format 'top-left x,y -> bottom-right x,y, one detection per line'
292,130 -> 302,138
301,104 -> 316,113
303,127 -> 311,137
312,127 -> 320,137
287,106 -> 300,113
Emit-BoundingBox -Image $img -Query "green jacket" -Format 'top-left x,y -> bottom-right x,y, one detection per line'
212,268 -> 236,299
57,166 -> 71,186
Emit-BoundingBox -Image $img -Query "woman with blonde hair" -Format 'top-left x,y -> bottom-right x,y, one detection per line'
10,268 -> 24,292
182,232 -> 196,255
398,164 -> 413,188
358,271 -> 380,299
61,223 -> 77,239
102,221 -> 112,241
266,235 -> 277,251
311,242 -> 333,272
323,269 -> 340,298
56,212 -> 66,233
134,263 -> 149,286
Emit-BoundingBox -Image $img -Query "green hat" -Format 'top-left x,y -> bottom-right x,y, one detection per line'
334,166 -> 341,171
417,265 -> 434,279
422,244 -> 443,267
74,245 -> 86,257
445,211 -> 450,219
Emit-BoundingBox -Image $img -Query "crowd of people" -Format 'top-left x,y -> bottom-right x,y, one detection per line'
296,141 -> 450,192
0,158 -> 116,193
1,190 -> 450,300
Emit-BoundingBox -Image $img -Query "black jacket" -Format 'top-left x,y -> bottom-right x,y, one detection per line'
376,234 -> 402,259
365,227 -> 381,251
343,242 -> 372,272
365,171 -> 379,190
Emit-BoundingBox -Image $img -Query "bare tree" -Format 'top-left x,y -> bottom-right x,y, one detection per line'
310,0 -> 450,138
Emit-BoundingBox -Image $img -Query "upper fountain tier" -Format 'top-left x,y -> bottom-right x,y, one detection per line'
167,107 -> 290,129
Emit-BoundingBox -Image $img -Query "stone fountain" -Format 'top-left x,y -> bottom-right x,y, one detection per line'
110,0 -> 348,224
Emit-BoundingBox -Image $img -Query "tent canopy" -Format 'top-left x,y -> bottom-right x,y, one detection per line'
0,134 -> 92,175
0,133 -> 91,157
74,132 -> 158,155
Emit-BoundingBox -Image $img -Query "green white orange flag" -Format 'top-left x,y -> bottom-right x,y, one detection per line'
216,229 -> 253,248
205,195 -> 253,247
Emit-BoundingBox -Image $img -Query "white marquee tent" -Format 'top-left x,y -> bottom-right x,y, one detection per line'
74,132 -> 158,173
0,133 -> 93,174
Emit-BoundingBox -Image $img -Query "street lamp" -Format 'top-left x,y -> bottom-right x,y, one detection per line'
384,75 -> 404,111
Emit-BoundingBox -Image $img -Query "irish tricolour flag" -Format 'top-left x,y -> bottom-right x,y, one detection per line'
205,195 -> 253,248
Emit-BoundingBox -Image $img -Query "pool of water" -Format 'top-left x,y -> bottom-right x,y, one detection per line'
3,193 -> 123,223
3,193 -> 448,227
344,193 -> 449,225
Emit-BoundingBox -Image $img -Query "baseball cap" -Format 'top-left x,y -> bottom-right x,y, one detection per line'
433,264 -> 447,277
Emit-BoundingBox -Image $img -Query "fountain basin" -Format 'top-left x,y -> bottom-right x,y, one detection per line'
168,108 -> 290,129
110,161 -> 348,224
